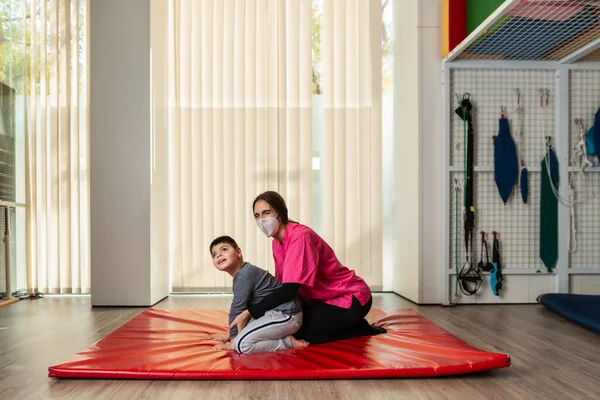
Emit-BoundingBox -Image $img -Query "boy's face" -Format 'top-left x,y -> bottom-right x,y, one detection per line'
211,242 -> 242,272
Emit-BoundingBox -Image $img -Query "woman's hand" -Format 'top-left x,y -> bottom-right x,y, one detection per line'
229,310 -> 251,334
210,333 -> 230,343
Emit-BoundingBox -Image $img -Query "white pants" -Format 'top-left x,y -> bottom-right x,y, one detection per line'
233,310 -> 302,354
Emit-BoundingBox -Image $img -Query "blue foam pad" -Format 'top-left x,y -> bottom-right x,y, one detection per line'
538,294 -> 600,334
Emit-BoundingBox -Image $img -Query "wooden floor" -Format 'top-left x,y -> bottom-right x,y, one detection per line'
0,293 -> 599,400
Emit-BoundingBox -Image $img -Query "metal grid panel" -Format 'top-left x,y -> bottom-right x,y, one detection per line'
449,171 -> 544,272
569,173 -> 600,268
454,0 -> 600,62
450,68 -> 556,167
569,69 -> 600,166
448,68 -> 557,273
569,69 -> 600,269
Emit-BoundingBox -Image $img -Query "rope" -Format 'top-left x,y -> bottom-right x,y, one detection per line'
539,90 -> 593,254
571,119 -> 592,186
567,119 -> 591,253
540,89 -> 571,206
570,187 -> 577,253
513,88 -> 524,166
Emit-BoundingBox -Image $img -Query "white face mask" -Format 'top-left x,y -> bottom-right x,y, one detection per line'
257,214 -> 280,237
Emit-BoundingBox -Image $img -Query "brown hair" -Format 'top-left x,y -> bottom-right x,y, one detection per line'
209,235 -> 239,254
252,191 -> 291,225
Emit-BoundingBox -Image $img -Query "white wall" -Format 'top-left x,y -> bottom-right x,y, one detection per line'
393,0 -> 444,304
393,0 -> 421,302
150,0 -> 170,305
419,0 -> 444,304
90,0 -> 169,306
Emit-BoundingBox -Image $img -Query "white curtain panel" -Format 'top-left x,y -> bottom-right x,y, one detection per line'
25,0 -> 90,293
322,0 -> 382,288
168,0 -> 313,291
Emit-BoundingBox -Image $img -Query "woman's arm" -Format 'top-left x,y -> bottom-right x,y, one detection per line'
247,283 -> 300,319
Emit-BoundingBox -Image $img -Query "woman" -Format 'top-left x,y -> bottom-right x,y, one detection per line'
229,191 -> 386,345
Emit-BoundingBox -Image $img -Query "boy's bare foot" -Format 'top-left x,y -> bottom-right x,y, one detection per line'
210,333 -> 230,343
213,341 -> 233,351
288,335 -> 309,349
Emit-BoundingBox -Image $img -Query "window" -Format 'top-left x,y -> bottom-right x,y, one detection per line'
311,0 -> 394,289
1,0 -> 89,294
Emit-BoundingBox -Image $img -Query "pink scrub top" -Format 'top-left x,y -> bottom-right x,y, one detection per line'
272,222 -> 371,309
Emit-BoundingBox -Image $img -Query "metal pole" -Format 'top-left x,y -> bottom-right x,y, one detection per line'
556,67 -> 570,293
4,206 -> 11,299
442,64 -> 451,305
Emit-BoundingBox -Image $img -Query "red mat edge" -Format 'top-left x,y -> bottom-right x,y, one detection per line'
49,358 -> 510,380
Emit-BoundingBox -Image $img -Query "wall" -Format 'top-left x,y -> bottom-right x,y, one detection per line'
90,0 -> 169,306
393,0 -> 443,304
393,0 -> 421,302
420,0 -> 444,304
150,0 -> 170,305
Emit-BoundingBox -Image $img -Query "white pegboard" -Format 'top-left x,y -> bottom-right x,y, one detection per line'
568,69 -> 600,269
451,68 -> 556,168
449,68 -> 558,274
449,171 -> 544,273
569,69 -> 600,167
569,171 -> 600,269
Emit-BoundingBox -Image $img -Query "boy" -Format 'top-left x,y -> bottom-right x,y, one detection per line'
209,235 -> 308,354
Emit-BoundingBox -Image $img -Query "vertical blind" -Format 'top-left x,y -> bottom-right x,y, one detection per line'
169,0 -> 383,290
168,0 -> 313,291
322,0 -> 382,288
25,0 -> 90,293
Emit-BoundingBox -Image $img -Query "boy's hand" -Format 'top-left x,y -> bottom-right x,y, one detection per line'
213,341 -> 233,351
229,310 -> 251,334
210,333 -> 230,343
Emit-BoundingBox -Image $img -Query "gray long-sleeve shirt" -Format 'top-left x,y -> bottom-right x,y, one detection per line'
229,262 -> 302,339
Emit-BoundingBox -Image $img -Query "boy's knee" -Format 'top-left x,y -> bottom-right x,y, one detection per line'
233,335 -> 253,354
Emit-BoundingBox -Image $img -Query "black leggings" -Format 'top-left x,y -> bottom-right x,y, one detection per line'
294,295 -> 376,345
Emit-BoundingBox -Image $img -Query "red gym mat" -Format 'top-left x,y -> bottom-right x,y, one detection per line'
48,308 -> 510,379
